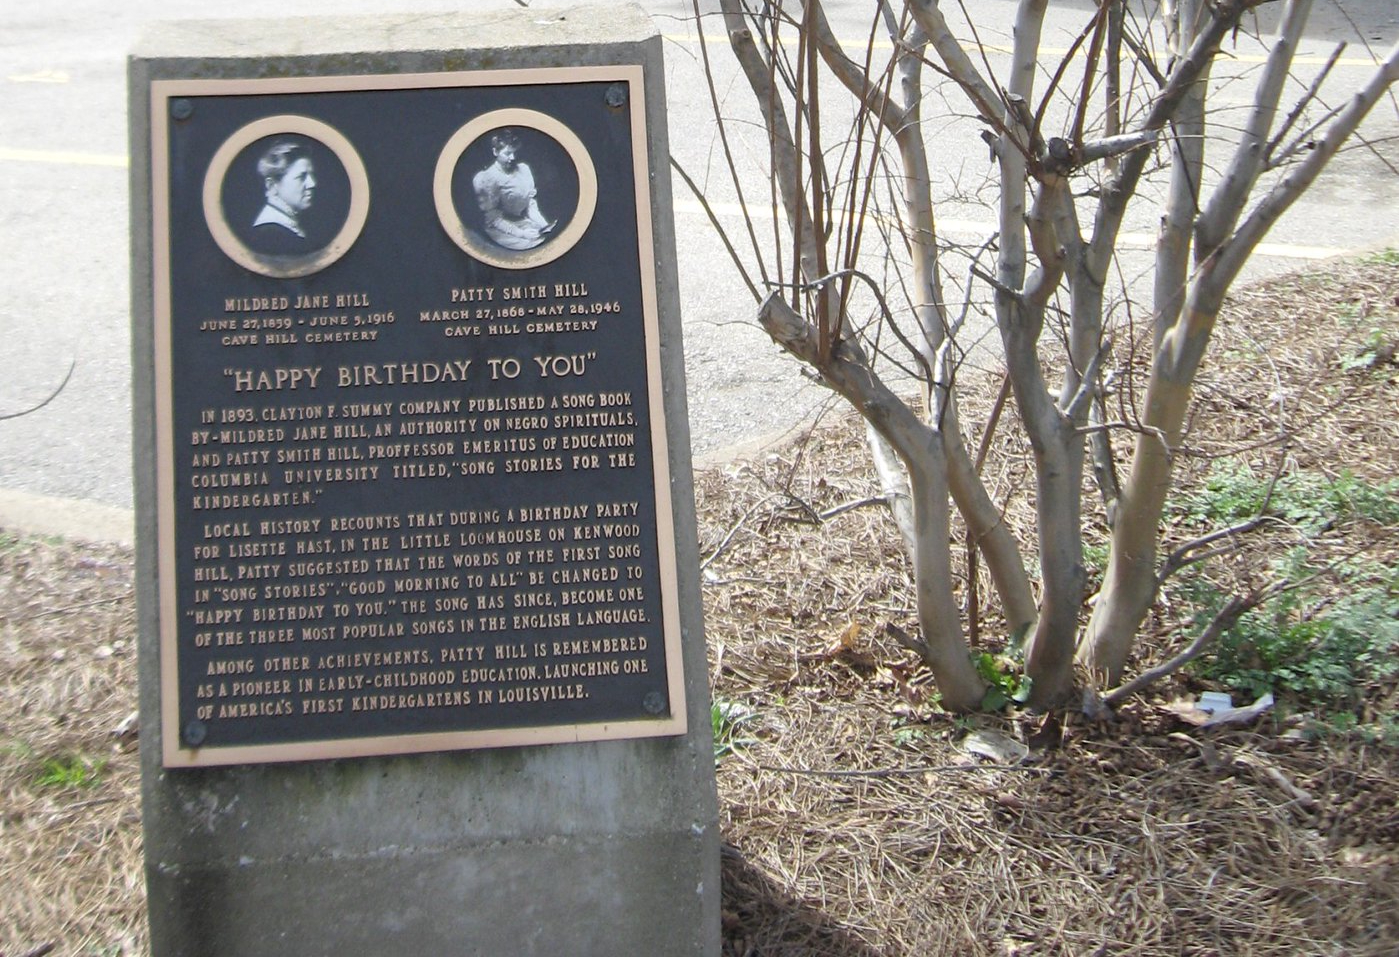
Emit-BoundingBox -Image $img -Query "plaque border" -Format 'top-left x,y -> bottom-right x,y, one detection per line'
150,65 -> 688,767
202,114 -> 371,279
433,108 -> 599,270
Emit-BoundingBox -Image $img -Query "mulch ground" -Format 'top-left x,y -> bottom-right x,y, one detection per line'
2,255 -> 1396,956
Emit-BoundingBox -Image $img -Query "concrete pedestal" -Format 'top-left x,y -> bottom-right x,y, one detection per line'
129,9 -> 718,955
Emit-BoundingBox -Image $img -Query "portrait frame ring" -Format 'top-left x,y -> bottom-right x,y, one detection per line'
434,108 -> 598,270
202,115 -> 369,280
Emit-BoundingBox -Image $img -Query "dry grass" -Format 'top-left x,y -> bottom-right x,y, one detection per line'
701,253 -> 1399,956
0,535 -> 145,956
1,254 -> 1396,956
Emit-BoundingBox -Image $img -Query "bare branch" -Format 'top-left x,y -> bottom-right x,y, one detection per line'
1265,43 -> 1345,166
1061,339 -> 1110,422
669,159 -> 761,302
1069,0 -> 1112,149
692,0 -> 773,293
1155,515 -> 1275,590
906,0 -> 1007,132
818,495 -> 888,521
1196,0 -> 1313,258
1102,588 -> 1271,705
805,0 -> 906,131
720,0 -> 838,311
803,268 -> 933,382
1077,129 -> 1160,165
757,291 -> 986,707
865,423 -> 917,551
1120,22 -> 1167,88
1089,0 -> 1254,277
969,263 -> 1021,301
1154,3 -> 1212,351
1103,0 -> 1126,171
1007,0 -> 1048,109
1204,39 -> 1399,302
948,236 -> 999,339
884,620 -> 932,662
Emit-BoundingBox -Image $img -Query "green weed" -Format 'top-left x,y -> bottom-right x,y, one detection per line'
1082,541 -> 1110,573
975,651 -> 1032,712
36,753 -> 107,790
1337,327 -> 1397,373
1187,556 -> 1398,734
1361,247 -> 1399,267
1179,462 -> 1399,531
892,725 -> 926,747
711,698 -> 759,763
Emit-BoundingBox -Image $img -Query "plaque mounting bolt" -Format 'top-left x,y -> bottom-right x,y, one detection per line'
183,720 -> 207,746
171,99 -> 194,121
605,83 -> 628,109
643,692 -> 665,715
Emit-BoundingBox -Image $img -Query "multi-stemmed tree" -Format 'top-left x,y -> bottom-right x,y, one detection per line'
689,0 -> 1399,709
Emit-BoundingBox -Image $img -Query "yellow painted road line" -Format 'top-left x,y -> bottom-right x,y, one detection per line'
663,33 -> 1386,69
0,147 -> 127,167
674,199 -> 1348,261
7,69 -> 70,83
0,150 -> 1353,261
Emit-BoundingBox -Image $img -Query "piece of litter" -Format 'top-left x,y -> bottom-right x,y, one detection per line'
1203,692 -> 1274,727
962,729 -> 1029,764
1198,691 -> 1233,713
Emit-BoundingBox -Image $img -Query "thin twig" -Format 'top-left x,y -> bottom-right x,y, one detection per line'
670,159 -> 761,302
695,0 -> 773,292
1120,22 -> 1167,87
1103,587 -> 1273,706
754,762 -> 1052,778
1265,43 -> 1345,167
973,374 -> 1012,474
818,496 -> 887,521
700,493 -> 781,572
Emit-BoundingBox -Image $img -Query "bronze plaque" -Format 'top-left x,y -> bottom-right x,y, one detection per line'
149,67 -> 687,766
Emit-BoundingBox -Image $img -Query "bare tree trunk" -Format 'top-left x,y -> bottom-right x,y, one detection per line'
818,3 -> 1038,637
1079,305 -> 1210,682
985,0 -> 1085,705
758,293 -> 987,709
1081,19 -> 1399,685
892,94 -> 1038,641
866,421 -> 916,549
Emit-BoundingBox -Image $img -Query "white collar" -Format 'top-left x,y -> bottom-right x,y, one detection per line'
253,201 -> 305,237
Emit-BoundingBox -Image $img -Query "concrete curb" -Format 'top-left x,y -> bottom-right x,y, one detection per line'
0,430 -> 793,554
0,489 -> 135,548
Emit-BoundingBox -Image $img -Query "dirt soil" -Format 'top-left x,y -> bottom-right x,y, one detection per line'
2,255 -> 1397,956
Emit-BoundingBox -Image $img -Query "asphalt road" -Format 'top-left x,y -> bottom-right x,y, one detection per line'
2,0 -> 1396,510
